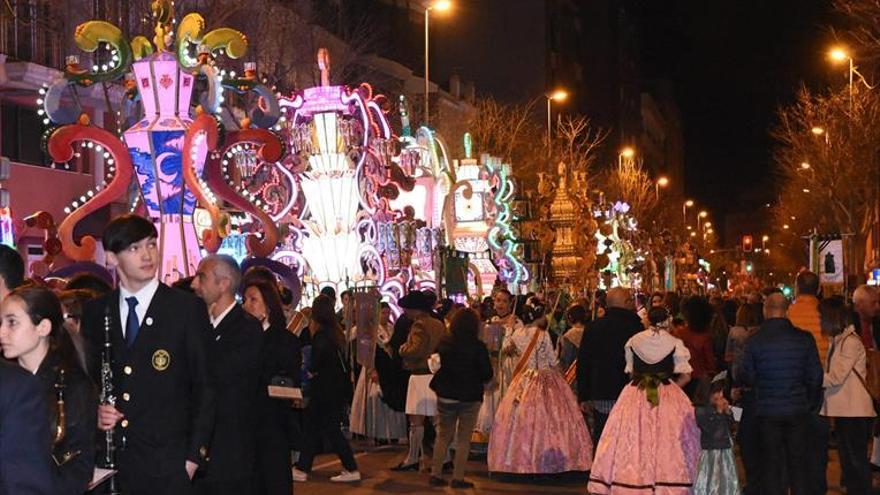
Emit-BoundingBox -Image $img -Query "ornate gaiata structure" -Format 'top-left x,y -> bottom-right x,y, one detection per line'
42,0 -> 283,282
533,162 -> 597,292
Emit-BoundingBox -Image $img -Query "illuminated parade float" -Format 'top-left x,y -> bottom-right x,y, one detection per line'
42,1 -> 283,283
36,1 -> 529,302
444,137 -> 529,297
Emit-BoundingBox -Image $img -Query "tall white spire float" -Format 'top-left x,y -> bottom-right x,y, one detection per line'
280,50 -> 395,294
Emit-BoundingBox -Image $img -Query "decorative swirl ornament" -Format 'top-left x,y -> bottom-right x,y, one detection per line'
203,126 -> 284,258
48,124 -> 134,261
182,111 -> 223,253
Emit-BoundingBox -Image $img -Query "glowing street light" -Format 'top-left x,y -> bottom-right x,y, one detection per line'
829,47 -> 848,62
828,45 -> 875,110
811,126 -> 825,135
655,176 -> 669,198
620,147 -> 635,159
424,1 -> 453,125
800,162 -> 811,170
546,89 -> 569,157
683,199 -> 694,225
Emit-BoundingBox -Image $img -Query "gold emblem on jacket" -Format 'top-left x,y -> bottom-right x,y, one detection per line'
152,349 -> 171,371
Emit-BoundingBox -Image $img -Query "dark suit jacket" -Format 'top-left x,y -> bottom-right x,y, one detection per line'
576,307 -> 644,402
35,352 -> 97,495
199,304 -> 264,482
0,361 -> 55,495
81,283 -> 215,479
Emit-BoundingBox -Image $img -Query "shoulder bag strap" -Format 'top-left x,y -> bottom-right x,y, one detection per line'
842,333 -> 879,402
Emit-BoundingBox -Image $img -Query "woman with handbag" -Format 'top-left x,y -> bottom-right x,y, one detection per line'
819,297 -> 876,495
293,294 -> 360,483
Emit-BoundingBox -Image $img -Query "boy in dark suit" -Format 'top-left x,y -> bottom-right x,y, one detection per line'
82,214 -> 215,495
191,254 -> 264,494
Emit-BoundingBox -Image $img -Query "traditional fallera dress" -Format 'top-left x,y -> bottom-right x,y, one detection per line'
474,313 -> 523,442
487,325 -> 592,474
349,324 -> 407,441
588,326 -> 701,495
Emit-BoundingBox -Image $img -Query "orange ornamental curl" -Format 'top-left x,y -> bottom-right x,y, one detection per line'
204,128 -> 283,258
182,112 -> 222,253
50,124 -> 134,262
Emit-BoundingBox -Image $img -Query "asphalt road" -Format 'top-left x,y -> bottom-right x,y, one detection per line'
294,439 -> 852,495
294,440 -> 589,494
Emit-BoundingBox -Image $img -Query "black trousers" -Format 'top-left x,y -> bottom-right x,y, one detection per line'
835,417 -> 872,495
119,469 -> 193,495
759,414 -> 811,495
193,477 -> 253,495
295,402 -> 357,472
806,415 -> 829,495
737,404 -> 763,495
256,412 -> 293,495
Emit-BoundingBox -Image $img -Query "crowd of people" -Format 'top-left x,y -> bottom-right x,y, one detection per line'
1,212 -> 880,495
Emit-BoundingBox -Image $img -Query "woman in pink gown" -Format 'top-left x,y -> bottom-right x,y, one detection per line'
588,307 -> 701,495
487,309 -> 592,474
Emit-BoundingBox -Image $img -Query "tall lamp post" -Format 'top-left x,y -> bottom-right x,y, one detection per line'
424,0 -> 452,125
829,47 -> 875,111
655,176 -> 669,199
546,89 -> 568,158
683,199 -> 694,227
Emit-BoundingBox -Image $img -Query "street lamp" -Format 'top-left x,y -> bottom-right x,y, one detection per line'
829,46 -> 875,111
800,162 -> 811,170
424,0 -> 452,125
683,199 -> 694,225
618,146 -> 635,168
762,234 -> 769,251
655,176 -> 669,198
811,126 -> 825,136
546,89 -> 568,157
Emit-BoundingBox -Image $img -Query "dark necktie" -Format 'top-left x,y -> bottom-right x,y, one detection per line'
125,296 -> 139,349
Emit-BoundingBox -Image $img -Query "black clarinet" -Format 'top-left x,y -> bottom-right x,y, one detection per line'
99,306 -> 120,494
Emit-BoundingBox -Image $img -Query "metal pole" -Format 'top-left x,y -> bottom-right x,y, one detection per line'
546,97 -> 552,159
424,8 -> 430,126
849,57 -> 854,113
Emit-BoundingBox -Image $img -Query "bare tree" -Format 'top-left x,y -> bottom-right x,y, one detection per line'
553,114 -> 609,176
600,157 -> 660,228
770,84 -> 880,269
834,0 -> 880,64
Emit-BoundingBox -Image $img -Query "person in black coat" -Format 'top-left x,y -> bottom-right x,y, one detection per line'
0,360 -> 54,494
293,294 -> 360,483
191,255 -> 264,494
242,278 -> 302,495
1,287 -> 94,495
428,308 -> 492,488
82,215 -> 215,495
576,287 -> 643,446
376,313 -> 412,413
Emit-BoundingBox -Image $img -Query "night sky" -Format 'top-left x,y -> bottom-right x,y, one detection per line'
424,0 -> 838,230
636,0 -> 834,220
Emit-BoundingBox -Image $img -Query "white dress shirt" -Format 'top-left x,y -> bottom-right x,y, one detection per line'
211,301 -> 237,329
118,278 -> 160,338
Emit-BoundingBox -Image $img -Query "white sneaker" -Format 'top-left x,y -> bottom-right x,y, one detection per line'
292,468 -> 308,482
330,470 -> 361,482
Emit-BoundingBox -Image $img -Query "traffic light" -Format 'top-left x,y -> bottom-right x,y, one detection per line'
745,261 -> 754,273
742,235 -> 753,252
